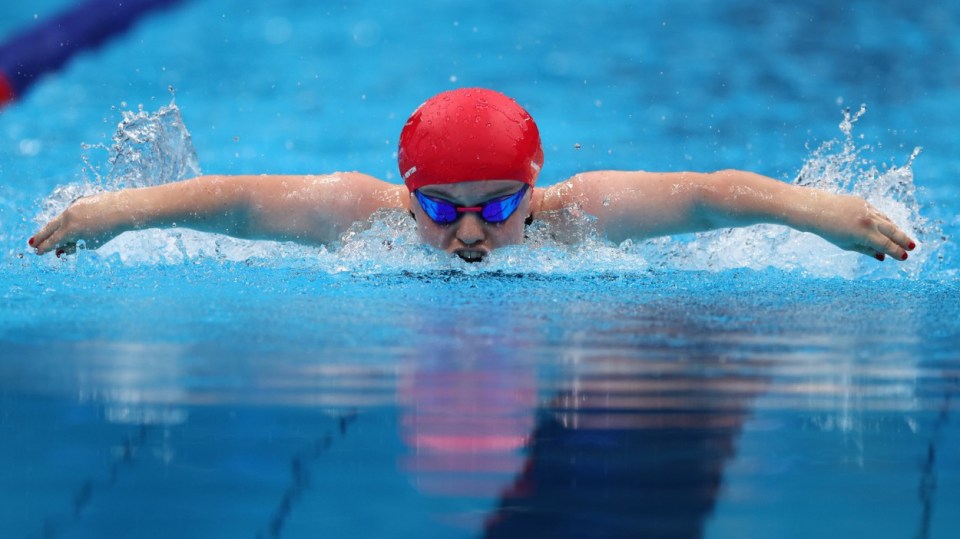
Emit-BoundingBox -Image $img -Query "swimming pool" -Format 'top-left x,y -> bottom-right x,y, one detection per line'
2,0 -> 958,537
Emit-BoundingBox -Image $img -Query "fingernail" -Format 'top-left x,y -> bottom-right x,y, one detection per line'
28,237 -> 35,246
875,253 -> 885,261
901,252 -> 908,261
908,241 -> 916,250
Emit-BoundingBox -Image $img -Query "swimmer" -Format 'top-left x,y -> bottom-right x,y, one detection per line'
29,88 -> 916,262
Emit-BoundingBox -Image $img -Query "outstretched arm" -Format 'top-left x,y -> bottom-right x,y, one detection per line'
537,170 -> 915,261
30,172 -> 407,255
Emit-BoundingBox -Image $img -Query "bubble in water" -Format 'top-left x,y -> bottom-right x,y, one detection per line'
18,139 -> 41,156
264,17 -> 293,45
351,20 -> 380,47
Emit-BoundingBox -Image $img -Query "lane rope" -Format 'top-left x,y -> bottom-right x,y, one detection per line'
0,0 -> 185,108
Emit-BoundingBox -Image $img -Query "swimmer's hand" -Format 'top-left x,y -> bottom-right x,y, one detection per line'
698,173 -> 918,262
799,192 -> 916,262
30,192 -> 132,257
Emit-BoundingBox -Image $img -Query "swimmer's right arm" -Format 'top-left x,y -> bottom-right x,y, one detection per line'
30,172 -> 408,256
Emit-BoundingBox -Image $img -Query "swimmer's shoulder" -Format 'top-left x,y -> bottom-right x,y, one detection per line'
337,172 -> 410,211
532,170 -> 663,216
532,172 -> 606,214
267,172 -> 408,211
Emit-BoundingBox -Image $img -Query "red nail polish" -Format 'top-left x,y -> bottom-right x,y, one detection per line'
875,253 -> 885,261
28,237 -> 35,246
901,252 -> 908,261
908,241 -> 916,250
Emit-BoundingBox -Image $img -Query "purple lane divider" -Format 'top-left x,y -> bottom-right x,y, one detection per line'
0,0 -> 184,108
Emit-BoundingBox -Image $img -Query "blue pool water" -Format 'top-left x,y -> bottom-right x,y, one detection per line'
2,0 -> 959,538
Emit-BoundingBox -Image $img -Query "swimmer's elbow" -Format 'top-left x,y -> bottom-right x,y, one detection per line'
698,169 -> 791,228
694,170 -> 751,228
185,175 -> 258,237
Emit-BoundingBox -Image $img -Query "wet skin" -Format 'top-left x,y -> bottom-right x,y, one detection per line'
408,180 -> 535,262
29,171 -> 916,264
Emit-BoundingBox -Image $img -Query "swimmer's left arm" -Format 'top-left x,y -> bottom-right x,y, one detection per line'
539,170 -> 916,261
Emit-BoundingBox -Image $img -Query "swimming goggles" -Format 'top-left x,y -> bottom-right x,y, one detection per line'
414,184 -> 529,225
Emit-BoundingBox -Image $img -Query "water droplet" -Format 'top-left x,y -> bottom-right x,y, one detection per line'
18,139 -> 41,156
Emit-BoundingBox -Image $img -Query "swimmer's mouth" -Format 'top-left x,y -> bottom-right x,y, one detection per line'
455,249 -> 488,263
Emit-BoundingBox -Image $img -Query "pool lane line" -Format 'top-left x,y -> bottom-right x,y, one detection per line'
914,375 -> 958,539
257,410 -> 360,539
33,424 -> 152,539
0,0 -> 185,109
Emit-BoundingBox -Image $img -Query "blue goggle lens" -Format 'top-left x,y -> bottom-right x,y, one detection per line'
415,185 -> 528,225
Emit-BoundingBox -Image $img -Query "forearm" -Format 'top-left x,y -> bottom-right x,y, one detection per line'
30,175 -> 252,255
110,175 -> 251,235
696,170 -> 825,232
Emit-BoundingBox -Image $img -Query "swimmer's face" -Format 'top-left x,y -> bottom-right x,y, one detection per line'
410,180 -> 531,262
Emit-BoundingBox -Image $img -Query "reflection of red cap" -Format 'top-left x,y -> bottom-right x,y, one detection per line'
398,88 -> 544,192
398,367 -> 536,499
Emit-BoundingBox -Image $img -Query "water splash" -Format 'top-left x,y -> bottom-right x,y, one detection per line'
35,100 -> 200,226
642,105 -> 943,279
101,101 -> 201,190
33,100 -> 300,264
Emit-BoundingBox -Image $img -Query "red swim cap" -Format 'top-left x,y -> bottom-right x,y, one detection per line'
398,88 -> 543,191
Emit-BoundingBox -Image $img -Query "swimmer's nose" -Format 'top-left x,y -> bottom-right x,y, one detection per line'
454,213 -> 486,246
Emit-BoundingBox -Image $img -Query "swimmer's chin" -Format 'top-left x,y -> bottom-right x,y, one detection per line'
454,249 -> 488,263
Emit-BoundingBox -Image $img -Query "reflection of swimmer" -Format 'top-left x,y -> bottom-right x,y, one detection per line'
483,364 -> 764,538
31,88 -> 915,263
